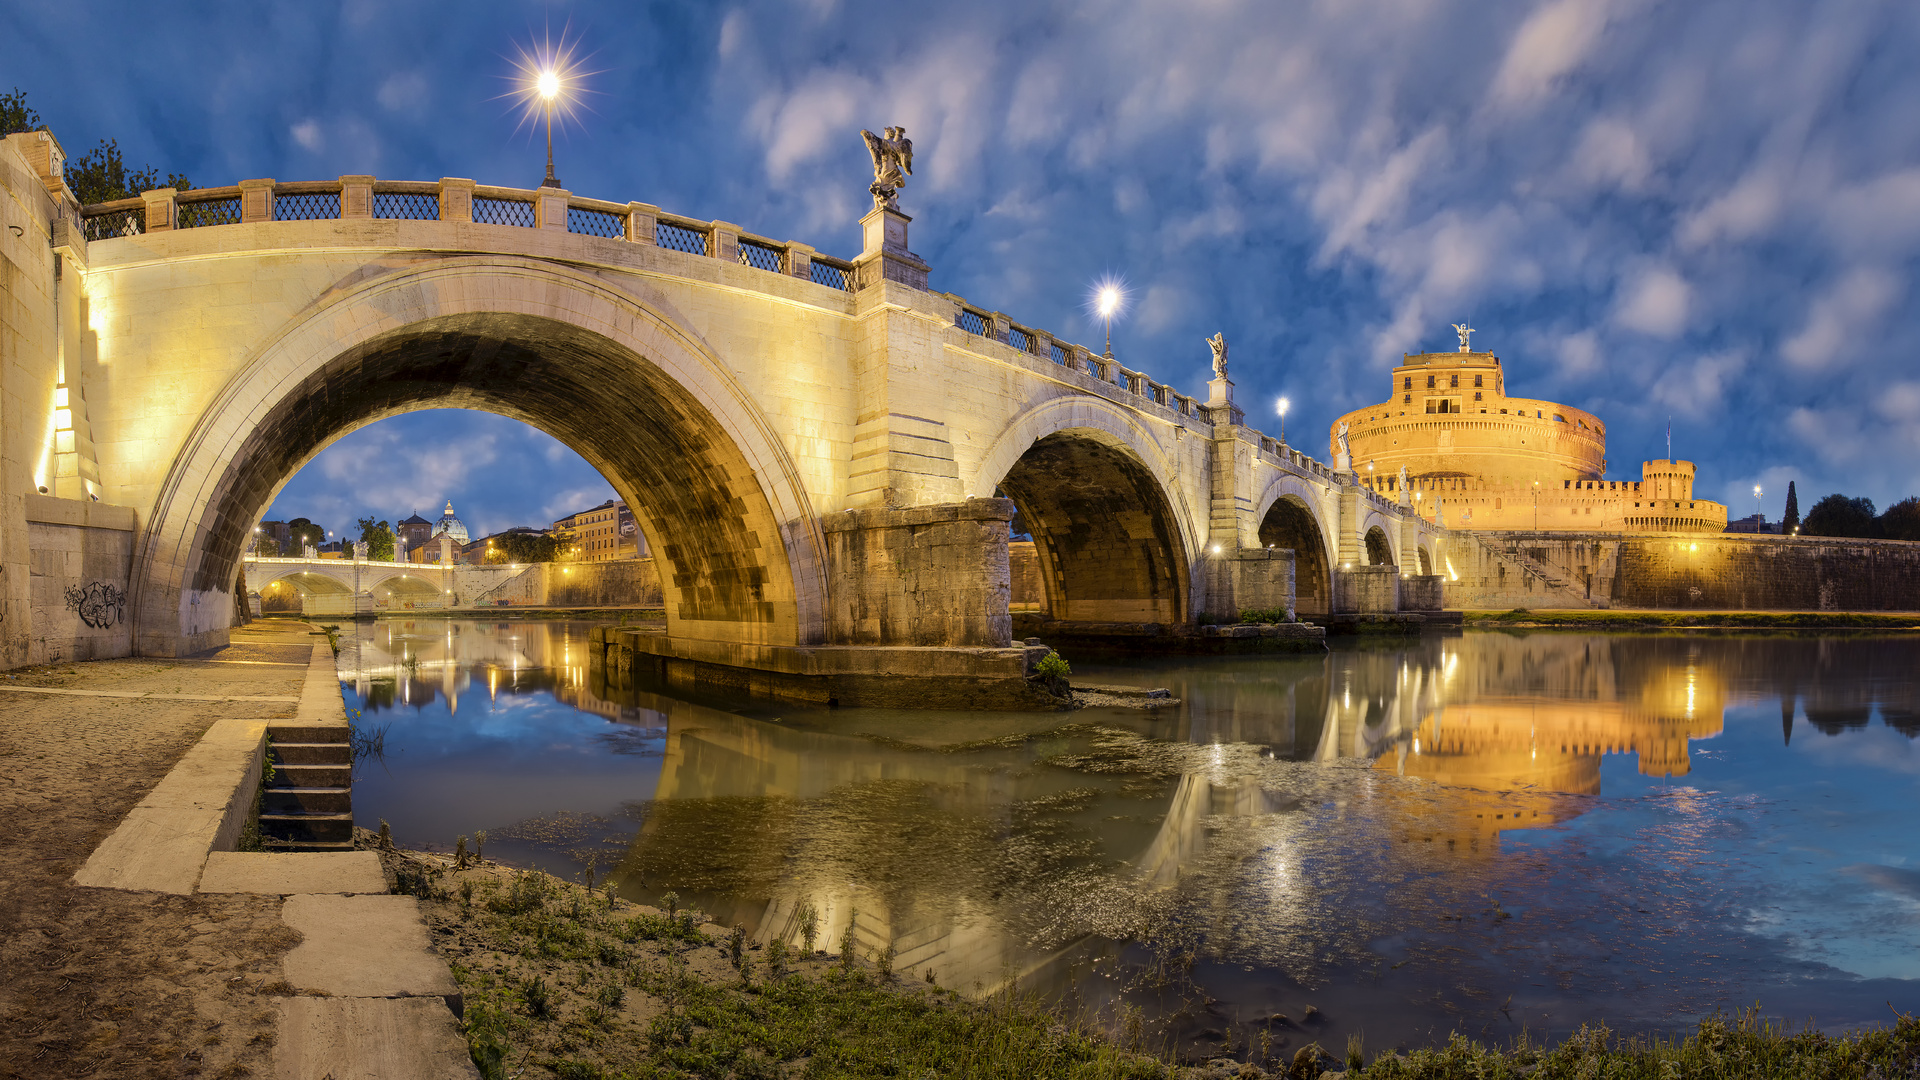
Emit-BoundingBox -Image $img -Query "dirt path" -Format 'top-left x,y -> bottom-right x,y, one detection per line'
0,623 -> 323,1079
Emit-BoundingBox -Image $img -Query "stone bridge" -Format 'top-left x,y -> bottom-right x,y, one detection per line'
1,127 -> 1448,696
244,555 -> 535,615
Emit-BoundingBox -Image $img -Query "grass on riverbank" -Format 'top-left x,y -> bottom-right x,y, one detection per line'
1465,608 -> 1920,630
372,844 -> 1919,1080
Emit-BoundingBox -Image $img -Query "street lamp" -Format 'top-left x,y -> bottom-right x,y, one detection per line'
537,69 -> 562,188
1089,279 -> 1126,360
1753,484 -> 1763,528
1275,397 -> 1289,444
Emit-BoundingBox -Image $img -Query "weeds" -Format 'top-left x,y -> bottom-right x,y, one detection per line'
798,899 -> 820,952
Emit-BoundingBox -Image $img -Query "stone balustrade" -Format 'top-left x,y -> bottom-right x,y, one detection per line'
80,177 -> 859,292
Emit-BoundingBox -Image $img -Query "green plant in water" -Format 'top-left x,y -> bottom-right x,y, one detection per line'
1237,606 -> 1290,624
798,899 -> 820,952
1033,650 -> 1071,679
473,829 -> 487,860
1347,1032 -> 1365,1072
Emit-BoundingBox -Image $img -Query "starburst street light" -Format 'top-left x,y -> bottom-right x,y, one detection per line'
1276,397 -> 1290,444
1087,278 -> 1127,360
504,30 -> 595,190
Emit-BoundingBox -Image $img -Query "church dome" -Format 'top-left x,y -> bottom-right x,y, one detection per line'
433,500 -> 470,544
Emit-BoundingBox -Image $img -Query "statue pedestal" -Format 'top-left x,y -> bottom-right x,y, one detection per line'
852,206 -> 930,291
1335,452 -> 1353,474
1205,377 -> 1244,426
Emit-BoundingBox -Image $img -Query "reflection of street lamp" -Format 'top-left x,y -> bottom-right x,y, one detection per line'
1276,397 -> 1289,444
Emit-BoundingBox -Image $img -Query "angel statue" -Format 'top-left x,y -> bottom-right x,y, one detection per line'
1398,464 -> 1408,492
1207,333 -> 1228,379
1336,420 -> 1351,460
1452,321 -> 1474,352
862,126 -> 914,210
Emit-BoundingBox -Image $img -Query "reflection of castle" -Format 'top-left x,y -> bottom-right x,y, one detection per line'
1333,334 -> 1728,532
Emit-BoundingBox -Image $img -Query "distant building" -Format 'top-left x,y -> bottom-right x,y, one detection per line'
397,511 -> 434,554
401,501 -> 471,563
460,526 -> 549,565
1723,514 -> 1779,534
552,499 -> 648,561
1334,337 -> 1730,533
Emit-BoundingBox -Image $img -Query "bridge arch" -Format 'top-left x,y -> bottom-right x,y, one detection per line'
969,398 -> 1200,624
1363,525 -> 1395,566
1252,476 -> 1337,618
135,257 -> 826,654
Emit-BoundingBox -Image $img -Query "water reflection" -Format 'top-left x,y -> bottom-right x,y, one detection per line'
342,622 -> 1920,1055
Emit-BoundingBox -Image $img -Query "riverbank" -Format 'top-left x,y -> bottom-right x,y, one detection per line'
371,842 -> 1919,1080
1463,608 -> 1920,630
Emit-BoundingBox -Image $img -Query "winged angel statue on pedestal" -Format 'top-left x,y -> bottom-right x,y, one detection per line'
862,127 -> 913,210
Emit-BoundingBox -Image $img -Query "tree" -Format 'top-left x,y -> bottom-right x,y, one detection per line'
253,537 -> 281,558
1877,497 -> 1920,542
286,517 -> 326,552
494,529 -> 563,563
0,88 -> 191,203
1801,494 -> 1876,538
358,517 -> 396,561
1781,481 -> 1800,534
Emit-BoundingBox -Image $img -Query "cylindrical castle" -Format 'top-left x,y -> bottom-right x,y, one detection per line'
1331,341 -> 1725,533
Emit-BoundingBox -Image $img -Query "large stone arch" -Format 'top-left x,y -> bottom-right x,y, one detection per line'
133,257 -> 825,655
969,398 -> 1201,624
1252,476 -> 1337,618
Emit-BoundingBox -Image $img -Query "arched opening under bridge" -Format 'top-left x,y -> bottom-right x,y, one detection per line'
1257,497 -> 1330,618
994,431 -> 1189,624
1364,526 -> 1394,567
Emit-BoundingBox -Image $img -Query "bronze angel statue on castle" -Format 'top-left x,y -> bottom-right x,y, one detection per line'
862,126 -> 913,210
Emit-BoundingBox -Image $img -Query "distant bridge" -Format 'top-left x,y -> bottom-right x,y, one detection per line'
4,127 -> 1449,689
245,555 -> 535,615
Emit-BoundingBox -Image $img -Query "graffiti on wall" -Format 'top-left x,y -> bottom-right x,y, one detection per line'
64,581 -> 127,629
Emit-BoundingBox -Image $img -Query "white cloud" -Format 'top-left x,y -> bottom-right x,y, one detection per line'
1614,266 -> 1692,338
376,73 -> 428,115
1489,0 -> 1617,109
1781,267 -> 1902,370
718,10 -> 748,59
1568,117 -> 1652,193
1557,329 -> 1603,376
1651,349 -> 1745,417
291,120 -> 322,152
1678,166 -> 1787,249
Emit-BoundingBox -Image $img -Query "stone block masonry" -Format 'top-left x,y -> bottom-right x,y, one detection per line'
823,497 -> 1014,647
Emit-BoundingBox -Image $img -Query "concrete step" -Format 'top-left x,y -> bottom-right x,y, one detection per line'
264,787 -> 352,814
274,741 -> 351,765
263,839 -> 357,852
260,812 -> 355,844
270,724 -> 350,744
272,763 -> 351,788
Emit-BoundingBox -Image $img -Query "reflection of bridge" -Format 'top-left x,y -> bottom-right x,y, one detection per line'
5,128 -> 1448,685
245,555 -> 535,616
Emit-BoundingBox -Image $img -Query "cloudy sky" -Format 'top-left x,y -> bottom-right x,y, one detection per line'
8,0 -> 1919,535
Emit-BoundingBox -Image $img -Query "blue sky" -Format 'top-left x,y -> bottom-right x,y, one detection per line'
8,0 -> 1919,535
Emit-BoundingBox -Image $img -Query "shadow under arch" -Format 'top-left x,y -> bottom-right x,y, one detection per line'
1255,495 -> 1332,618
1364,525 -> 1395,566
1416,545 -> 1433,575
969,399 -> 1199,625
993,431 -> 1191,624
134,258 -> 825,654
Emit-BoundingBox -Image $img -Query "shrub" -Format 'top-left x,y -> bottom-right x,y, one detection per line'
1237,607 -> 1289,624
1033,651 -> 1071,679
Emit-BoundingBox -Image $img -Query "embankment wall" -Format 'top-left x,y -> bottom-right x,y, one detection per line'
1448,531 -> 1920,610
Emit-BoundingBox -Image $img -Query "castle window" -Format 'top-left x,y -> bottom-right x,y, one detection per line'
1427,375 -> 1435,389
1403,394 -> 1411,404
1474,391 -> 1482,401
1474,374 -> 1483,387
1403,376 -> 1412,390
1450,374 -> 1459,388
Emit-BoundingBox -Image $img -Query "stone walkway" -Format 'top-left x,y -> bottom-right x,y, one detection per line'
0,620 -> 474,1079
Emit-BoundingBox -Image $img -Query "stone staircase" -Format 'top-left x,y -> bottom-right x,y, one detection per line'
260,722 -> 354,850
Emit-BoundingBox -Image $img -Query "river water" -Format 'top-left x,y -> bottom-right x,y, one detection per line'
337,620 -> 1920,1056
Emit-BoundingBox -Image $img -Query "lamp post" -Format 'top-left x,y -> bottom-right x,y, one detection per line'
1753,484 -> 1763,529
538,69 -> 562,188
1276,397 -> 1289,444
1097,285 -> 1120,360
